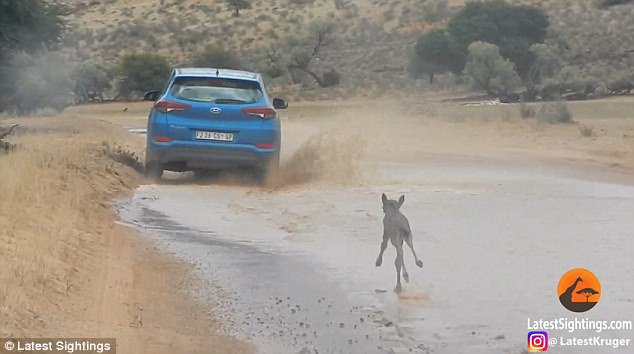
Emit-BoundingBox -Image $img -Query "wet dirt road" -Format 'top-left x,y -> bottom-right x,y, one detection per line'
117,157 -> 634,354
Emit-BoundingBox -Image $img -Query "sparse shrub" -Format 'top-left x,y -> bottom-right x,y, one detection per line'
579,125 -> 594,137
320,69 -> 341,87
383,8 -> 395,22
536,101 -> 573,124
518,102 -> 536,119
71,62 -> 112,103
333,0 -> 348,10
191,45 -> 242,69
422,0 -> 450,22
263,65 -> 285,79
116,53 -> 171,100
607,76 -> 634,95
592,82 -> 609,98
279,19 -> 339,88
101,142 -> 144,173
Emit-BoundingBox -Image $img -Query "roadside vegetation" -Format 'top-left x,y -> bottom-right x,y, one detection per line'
0,0 -> 632,112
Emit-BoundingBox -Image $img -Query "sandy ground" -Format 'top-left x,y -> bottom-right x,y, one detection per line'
0,117 -> 251,353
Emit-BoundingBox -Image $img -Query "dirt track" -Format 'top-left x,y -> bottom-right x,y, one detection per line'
110,98 -> 633,353
1,97 -> 633,353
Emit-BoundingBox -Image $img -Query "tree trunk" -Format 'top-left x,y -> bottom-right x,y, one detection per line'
0,124 -> 19,153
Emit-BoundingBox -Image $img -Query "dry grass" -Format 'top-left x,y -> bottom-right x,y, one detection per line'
0,114 -> 251,353
0,117 -> 141,334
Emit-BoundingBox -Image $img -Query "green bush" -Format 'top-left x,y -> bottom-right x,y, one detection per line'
71,62 -> 111,103
116,53 -> 171,99
447,1 -> 550,78
464,42 -> 521,97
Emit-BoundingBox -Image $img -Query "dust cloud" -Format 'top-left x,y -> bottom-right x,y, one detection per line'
266,103 -> 418,189
270,128 -> 366,188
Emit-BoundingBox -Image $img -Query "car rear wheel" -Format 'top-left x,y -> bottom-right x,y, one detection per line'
193,169 -> 219,180
256,154 -> 280,186
144,162 -> 163,181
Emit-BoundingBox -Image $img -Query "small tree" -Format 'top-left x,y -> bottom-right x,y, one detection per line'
464,41 -> 520,97
284,20 -> 340,87
225,0 -> 251,17
447,1 -> 549,79
412,29 -> 462,83
116,53 -> 171,100
528,44 -> 562,81
191,45 -> 242,69
0,0 -> 68,54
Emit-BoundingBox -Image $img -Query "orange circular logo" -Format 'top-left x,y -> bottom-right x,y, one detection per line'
557,268 -> 601,312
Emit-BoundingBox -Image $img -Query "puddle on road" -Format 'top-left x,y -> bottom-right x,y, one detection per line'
115,159 -> 634,354
117,199 -> 425,354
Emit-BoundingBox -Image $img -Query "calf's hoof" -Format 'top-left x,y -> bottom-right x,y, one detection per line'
416,260 -> 423,268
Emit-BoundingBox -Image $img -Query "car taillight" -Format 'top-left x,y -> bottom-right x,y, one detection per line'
153,136 -> 172,142
242,107 -> 277,119
256,143 -> 275,149
154,100 -> 191,113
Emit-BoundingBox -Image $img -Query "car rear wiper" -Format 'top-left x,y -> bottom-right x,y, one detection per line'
214,98 -> 249,104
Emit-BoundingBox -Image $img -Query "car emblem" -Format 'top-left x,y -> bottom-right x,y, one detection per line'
210,107 -> 222,114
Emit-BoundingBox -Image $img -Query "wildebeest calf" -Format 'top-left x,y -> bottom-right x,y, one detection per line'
375,193 -> 423,293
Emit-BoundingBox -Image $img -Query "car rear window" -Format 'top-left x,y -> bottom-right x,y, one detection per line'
170,77 -> 263,104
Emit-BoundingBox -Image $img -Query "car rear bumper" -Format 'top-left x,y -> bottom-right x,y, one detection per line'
148,142 -> 278,171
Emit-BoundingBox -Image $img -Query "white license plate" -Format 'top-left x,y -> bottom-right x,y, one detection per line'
195,130 -> 234,141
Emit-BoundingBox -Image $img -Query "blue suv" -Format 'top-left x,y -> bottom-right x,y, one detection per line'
142,68 -> 287,181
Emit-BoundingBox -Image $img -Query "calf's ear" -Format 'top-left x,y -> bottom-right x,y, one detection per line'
398,195 -> 405,208
381,193 -> 388,204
